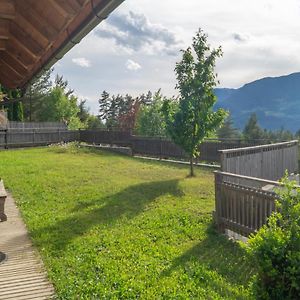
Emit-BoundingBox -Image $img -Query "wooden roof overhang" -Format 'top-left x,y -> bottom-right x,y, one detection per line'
0,0 -> 124,89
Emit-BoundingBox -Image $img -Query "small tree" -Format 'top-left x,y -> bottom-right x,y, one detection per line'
217,114 -> 241,140
162,29 -> 227,176
136,90 -> 168,137
243,113 -> 265,141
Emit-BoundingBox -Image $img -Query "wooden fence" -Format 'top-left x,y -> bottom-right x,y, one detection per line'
0,129 -> 79,148
220,140 -> 298,181
214,171 -> 280,236
215,141 -> 299,237
7,121 -> 67,130
79,130 -> 264,163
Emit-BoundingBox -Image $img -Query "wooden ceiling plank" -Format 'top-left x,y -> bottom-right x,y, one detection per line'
48,0 -> 77,18
0,57 -> 24,78
10,22 -> 44,56
27,0 -> 66,32
0,19 -> 9,39
0,51 -> 28,75
0,39 -> 5,50
14,1 -> 59,40
0,71 -> 15,88
0,0 -> 15,20
14,12 -> 49,48
7,37 -> 37,66
6,38 -> 36,68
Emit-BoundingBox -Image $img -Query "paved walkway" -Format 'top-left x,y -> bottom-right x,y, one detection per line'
0,194 -> 55,300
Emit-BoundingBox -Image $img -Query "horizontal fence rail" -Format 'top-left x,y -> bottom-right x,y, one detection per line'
220,140 -> 299,181
214,171 -> 282,237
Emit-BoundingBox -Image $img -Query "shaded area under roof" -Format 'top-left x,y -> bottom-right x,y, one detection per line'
0,0 -> 124,89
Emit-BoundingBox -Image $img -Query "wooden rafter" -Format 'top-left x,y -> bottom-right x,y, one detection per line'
0,0 -> 125,89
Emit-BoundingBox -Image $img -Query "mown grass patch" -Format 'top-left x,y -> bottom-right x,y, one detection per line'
0,146 -> 255,299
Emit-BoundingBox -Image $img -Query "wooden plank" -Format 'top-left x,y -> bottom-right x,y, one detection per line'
0,194 -> 55,299
0,0 -> 15,20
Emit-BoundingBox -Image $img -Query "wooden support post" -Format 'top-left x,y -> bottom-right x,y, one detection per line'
214,172 -> 224,233
0,180 -> 7,222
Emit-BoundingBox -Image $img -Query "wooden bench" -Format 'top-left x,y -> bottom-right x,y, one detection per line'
0,180 -> 7,222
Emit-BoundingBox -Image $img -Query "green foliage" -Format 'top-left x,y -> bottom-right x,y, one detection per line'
136,90 -> 168,137
162,29 -> 227,176
217,114 -> 241,139
243,113 -> 294,142
77,100 -> 90,123
86,115 -> 105,129
98,91 -> 152,131
243,113 -> 265,141
247,176 -> 300,299
0,87 -> 24,121
0,147 -> 253,299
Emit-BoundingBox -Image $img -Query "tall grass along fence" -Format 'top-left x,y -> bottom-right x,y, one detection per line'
214,141 -> 299,237
79,130 -> 267,163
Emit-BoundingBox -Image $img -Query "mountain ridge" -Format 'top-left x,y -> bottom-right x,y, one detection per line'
215,72 -> 300,132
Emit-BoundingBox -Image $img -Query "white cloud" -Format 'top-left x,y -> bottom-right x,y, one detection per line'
125,59 -> 142,71
95,11 -> 182,56
72,57 -> 91,68
55,0 -> 300,114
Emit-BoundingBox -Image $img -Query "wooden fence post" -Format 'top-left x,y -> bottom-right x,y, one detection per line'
214,172 -> 224,233
32,129 -> 35,145
4,129 -> 8,149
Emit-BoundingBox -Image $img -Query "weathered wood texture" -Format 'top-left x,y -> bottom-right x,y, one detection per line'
0,129 -> 79,148
0,193 -> 55,299
214,171 -> 280,237
220,141 -> 298,181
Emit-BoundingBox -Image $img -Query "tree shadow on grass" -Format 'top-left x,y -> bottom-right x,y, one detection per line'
161,225 -> 255,298
32,179 -> 183,252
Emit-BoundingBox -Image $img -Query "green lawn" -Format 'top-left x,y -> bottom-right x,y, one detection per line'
0,146 -> 255,299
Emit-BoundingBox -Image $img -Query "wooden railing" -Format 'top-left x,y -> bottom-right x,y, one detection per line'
214,171 -> 280,236
220,140 -> 298,181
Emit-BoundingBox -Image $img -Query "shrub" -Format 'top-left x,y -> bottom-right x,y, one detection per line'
246,176 -> 300,299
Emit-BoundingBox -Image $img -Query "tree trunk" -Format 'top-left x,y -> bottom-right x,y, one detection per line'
189,156 -> 195,177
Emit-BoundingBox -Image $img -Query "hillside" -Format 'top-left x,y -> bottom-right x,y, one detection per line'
215,72 -> 300,132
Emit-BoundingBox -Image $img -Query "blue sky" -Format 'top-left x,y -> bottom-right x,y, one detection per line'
53,0 -> 300,114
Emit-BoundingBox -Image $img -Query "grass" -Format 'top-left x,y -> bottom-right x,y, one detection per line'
0,145 -> 255,299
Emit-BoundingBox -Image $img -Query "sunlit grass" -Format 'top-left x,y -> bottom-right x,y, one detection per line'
0,146 -> 255,299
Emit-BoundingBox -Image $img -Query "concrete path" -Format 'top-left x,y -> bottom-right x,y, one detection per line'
0,194 -> 55,300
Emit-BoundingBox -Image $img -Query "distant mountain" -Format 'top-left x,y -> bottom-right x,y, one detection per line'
214,72 -> 300,132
